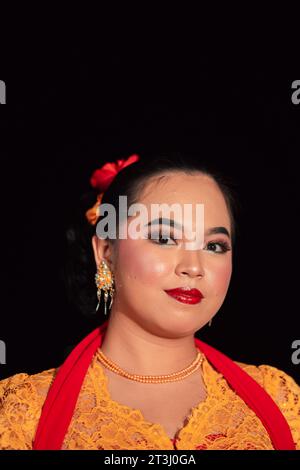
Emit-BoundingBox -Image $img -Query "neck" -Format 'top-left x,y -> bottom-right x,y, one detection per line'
100,309 -> 199,376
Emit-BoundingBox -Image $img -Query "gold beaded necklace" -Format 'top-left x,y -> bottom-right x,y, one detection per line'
96,348 -> 204,383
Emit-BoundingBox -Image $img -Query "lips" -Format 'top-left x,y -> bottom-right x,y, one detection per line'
164,287 -> 204,305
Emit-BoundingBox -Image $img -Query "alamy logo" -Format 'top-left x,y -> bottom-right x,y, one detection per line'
95,198 -> 206,250
0,340 -> 6,364
291,80 -> 300,105
291,339 -> 300,365
0,80 -> 6,104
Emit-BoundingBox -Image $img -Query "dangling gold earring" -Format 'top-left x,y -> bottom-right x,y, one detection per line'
95,260 -> 115,315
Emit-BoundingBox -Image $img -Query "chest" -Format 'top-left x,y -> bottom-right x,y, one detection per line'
102,369 -> 207,439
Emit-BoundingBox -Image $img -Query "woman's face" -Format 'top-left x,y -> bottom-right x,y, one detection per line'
96,172 -> 233,338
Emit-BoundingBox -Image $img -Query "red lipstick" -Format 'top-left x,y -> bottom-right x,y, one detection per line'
164,287 -> 204,305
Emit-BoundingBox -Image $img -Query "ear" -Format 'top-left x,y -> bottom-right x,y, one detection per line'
91,235 -> 114,269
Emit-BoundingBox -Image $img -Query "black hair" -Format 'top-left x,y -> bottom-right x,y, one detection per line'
62,152 -> 241,319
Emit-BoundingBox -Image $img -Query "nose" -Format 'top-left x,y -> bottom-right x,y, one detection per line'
175,251 -> 205,279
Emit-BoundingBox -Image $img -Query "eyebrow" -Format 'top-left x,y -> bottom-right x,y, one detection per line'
146,218 -> 231,238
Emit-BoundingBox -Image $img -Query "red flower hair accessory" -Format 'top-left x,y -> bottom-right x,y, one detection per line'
85,154 -> 140,225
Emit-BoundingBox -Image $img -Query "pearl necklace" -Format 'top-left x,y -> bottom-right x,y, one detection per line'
96,348 -> 204,383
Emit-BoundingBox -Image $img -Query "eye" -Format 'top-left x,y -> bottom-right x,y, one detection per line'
147,230 -> 177,246
206,240 -> 231,254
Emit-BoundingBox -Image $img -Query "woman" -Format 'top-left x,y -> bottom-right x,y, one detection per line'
0,153 -> 299,450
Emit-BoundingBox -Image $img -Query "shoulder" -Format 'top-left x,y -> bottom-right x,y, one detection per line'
0,367 -> 57,403
234,360 -> 300,396
0,368 -> 57,449
234,360 -> 300,449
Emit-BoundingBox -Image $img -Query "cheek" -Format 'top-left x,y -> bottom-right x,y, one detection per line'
117,240 -> 172,285
206,258 -> 232,297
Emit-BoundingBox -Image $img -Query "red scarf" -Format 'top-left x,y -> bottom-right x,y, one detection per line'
33,321 -> 296,450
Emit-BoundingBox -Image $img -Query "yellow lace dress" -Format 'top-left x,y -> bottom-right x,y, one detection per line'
0,353 -> 299,450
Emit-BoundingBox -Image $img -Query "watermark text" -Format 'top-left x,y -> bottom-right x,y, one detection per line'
0,340 -> 6,364
0,80 -> 6,104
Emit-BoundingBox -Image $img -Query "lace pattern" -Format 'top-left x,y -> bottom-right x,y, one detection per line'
0,354 -> 299,450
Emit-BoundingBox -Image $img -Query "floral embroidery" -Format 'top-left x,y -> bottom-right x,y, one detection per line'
0,356 -> 299,450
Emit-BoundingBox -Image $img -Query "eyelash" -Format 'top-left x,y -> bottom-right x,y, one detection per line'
148,231 -> 231,254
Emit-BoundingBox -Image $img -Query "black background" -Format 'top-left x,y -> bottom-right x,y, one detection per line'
0,44 -> 299,384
